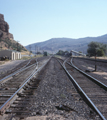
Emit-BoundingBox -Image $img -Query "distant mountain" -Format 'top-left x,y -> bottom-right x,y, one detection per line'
25,34 -> 107,54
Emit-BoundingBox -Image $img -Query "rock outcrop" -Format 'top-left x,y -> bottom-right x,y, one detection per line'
0,14 -> 27,51
0,14 -> 14,40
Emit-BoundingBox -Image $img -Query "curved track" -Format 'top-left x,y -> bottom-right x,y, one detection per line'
0,56 -> 106,119
72,57 -> 107,86
57,57 -> 107,120
5,57 -> 100,120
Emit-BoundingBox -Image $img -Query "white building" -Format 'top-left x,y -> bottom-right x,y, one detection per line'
0,50 -> 21,60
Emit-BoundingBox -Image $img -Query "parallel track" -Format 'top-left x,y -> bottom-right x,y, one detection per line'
57,57 -> 107,120
0,58 -> 37,84
0,59 -> 38,114
72,57 -> 107,86
0,56 -> 106,119
0,57 -> 50,116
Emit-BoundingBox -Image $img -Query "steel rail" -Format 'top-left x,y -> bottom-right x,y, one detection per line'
24,58 -> 33,67
62,58 -> 69,68
56,57 -> 106,120
0,58 -> 32,82
70,58 -> 107,91
0,58 -> 37,84
0,57 -> 51,114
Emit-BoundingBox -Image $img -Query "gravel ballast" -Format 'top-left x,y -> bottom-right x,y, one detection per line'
1,57 -> 101,120
23,58 -> 100,120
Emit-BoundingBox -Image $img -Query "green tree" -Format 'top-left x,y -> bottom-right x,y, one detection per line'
56,50 -> 71,56
43,51 -> 47,56
87,41 -> 106,57
97,49 -> 105,56
64,51 -> 71,57
56,50 -> 65,56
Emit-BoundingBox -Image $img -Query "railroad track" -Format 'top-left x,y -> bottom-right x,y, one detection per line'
0,58 -> 36,79
0,56 -> 106,119
0,58 -> 38,114
0,57 -> 50,116
57,57 -> 107,120
6,56 -> 99,120
72,57 -> 107,87
0,58 -> 37,84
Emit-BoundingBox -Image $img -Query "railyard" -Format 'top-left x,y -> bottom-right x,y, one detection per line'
0,56 -> 107,120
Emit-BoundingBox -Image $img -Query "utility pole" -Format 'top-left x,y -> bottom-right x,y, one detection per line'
52,40 -> 53,55
35,45 -> 36,56
94,48 -> 98,71
0,42 -> 2,50
39,47 -> 41,52
37,46 -> 39,54
38,46 -> 39,53
95,52 -> 97,71
36,46 -> 38,54
106,44 -> 107,56
29,45 -> 31,56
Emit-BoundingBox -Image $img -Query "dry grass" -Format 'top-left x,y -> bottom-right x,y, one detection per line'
36,54 -> 43,57
89,56 -> 107,60
0,61 -> 5,65
21,51 -> 30,55
54,55 -> 62,58
21,54 -> 43,60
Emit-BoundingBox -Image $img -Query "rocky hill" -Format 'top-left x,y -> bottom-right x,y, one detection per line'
25,34 -> 107,54
0,14 -> 13,40
0,14 -> 27,51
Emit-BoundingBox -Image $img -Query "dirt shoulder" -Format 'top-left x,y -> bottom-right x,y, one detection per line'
0,60 -> 25,75
72,57 -> 107,86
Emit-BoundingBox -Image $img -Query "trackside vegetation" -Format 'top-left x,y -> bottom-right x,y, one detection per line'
87,41 -> 107,57
0,38 -> 27,52
56,50 -> 71,57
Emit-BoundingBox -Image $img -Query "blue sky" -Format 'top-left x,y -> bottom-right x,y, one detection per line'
0,0 -> 107,46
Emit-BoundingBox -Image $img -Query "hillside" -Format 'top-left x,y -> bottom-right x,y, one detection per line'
25,34 -> 107,54
0,14 -> 27,52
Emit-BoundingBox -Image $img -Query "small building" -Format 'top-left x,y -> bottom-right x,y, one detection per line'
0,50 -> 21,60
